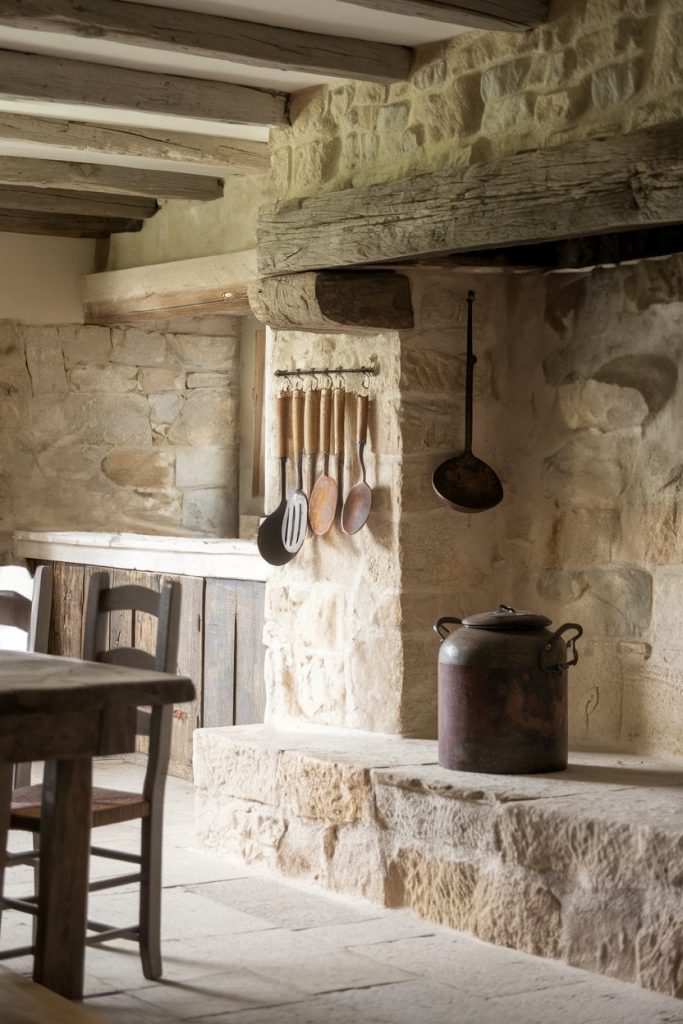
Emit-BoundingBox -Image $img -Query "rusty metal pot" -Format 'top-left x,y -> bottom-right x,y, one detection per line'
433,605 -> 582,775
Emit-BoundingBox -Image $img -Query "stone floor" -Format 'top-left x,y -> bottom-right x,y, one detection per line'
1,760 -> 682,1024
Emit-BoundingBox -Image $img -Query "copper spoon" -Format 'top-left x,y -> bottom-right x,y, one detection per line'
341,393 -> 372,535
309,387 -> 337,536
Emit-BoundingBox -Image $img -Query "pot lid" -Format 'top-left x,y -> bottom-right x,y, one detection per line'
461,604 -> 552,630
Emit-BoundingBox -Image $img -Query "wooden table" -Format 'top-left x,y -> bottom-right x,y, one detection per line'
0,650 -> 194,1000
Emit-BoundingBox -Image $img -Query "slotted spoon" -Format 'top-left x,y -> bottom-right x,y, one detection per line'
282,388 -> 308,553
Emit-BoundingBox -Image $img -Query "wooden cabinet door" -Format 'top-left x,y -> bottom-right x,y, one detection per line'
161,573 -> 204,778
203,579 -> 265,728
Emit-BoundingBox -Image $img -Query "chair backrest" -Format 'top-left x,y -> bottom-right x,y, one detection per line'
82,571 -> 181,797
0,565 -> 53,654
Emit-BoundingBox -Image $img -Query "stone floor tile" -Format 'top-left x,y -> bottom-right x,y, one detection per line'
84,991 -> 185,1024
486,978 -> 683,1024
351,932 -> 588,998
186,876 -> 383,931
180,927 -> 417,994
130,968 -> 306,1020
298,912 -> 439,949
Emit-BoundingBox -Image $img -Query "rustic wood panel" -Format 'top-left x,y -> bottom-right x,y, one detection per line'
0,185 -> 157,219
248,269 -> 414,332
162,574 -> 204,779
0,0 -> 412,84
203,579 -> 236,729
233,581 -> 266,726
0,155 -> 222,201
49,562 -> 85,658
0,209 -> 142,238
338,0 -> 546,29
0,966 -> 110,1024
0,48 -> 288,127
0,112 -> 271,172
251,325 -> 267,499
258,123 -> 683,276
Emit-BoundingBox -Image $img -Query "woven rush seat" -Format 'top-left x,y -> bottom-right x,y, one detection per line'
11,786 -> 150,830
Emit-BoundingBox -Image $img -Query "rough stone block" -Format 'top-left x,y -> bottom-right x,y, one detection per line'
30,393 -> 152,448
182,486 -> 235,536
68,364 -> 137,393
101,450 -> 174,488
59,324 -> 111,368
186,372 -> 234,390
167,389 -> 237,446
111,327 -> 166,366
278,750 -> 373,825
149,391 -> 183,431
558,379 -> 648,431
537,566 -> 652,637
138,367 -> 185,393
167,334 -> 238,372
193,730 -> 280,805
23,328 -> 68,396
175,446 -> 235,488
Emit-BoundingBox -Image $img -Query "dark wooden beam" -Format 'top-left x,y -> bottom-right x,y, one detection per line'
338,0 -> 547,30
0,0 -> 412,84
257,123 -> 683,276
0,112 -> 271,173
0,156 -> 222,200
0,209 -> 142,237
249,270 -> 413,332
0,48 -> 288,127
0,185 -> 157,219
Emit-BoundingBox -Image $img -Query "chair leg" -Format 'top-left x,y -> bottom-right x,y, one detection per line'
31,832 -> 40,945
139,810 -> 163,981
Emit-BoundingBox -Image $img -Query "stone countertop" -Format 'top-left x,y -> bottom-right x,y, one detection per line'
13,530 -> 273,582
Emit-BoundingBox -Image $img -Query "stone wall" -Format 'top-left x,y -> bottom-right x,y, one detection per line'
271,0 -> 683,203
0,319 -> 240,554
264,255 -> 683,758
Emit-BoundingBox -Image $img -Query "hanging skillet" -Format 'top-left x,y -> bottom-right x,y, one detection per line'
432,291 -> 503,513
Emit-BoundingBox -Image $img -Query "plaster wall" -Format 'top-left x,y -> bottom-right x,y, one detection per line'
0,320 -> 240,557
0,232 -> 94,324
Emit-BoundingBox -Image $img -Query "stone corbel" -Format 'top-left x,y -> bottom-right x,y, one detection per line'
248,269 -> 414,333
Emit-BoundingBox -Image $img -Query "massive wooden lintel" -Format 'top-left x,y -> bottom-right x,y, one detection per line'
0,48 -> 288,128
0,113 -> 271,173
0,0 -> 412,84
249,270 -> 413,332
258,123 -> 683,276
338,0 -> 547,30
0,156 -> 222,201
82,250 -> 258,324
0,185 -> 157,220
0,209 -> 142,237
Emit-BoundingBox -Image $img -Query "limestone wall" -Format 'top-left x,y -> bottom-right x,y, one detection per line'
0,320 -> 240,554
263,255 -> 683,757
271,0 -> 683,203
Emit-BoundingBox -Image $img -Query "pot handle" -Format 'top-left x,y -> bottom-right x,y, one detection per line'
433,617 -> 462,642
540,622 -> 583,674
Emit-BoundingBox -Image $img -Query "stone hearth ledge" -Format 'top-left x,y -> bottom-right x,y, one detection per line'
194,724 -> 683,999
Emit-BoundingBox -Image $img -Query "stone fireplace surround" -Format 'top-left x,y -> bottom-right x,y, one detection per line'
195,254 -> 683,997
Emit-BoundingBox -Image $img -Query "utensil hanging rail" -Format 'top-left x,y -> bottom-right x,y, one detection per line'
274,365 -> 378,379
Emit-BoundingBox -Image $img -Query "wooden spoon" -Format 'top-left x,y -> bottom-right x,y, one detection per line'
341,393 -> 372,535
309,388 -> 336,536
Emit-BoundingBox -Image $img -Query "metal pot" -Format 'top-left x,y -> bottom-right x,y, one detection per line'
433,605 -> 582,775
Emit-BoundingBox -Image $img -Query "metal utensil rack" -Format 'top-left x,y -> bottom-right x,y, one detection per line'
274,365 -> 378,387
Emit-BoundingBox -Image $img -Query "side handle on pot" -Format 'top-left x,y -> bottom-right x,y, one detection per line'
540,622 -> 583,674
433,617 -> 462,642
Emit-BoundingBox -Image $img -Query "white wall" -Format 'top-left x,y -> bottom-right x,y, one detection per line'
0,232 -> 95,323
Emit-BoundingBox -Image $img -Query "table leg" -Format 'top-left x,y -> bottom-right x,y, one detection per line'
33,758 -> 92,1000
0,763 -> 11,940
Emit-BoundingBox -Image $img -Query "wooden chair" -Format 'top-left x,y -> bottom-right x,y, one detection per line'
5,571 -> 181,981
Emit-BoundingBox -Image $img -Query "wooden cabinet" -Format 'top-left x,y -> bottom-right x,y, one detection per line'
42,561 -> 266,779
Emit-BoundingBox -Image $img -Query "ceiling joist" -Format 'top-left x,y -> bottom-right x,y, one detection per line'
0,113 -> 271,173
0,184 -> 157,219
0,208 -> 142,237
0,48 -> 288,127
0,0 -> 413,85
257,123 -> 683,276
338,0 -> 547,30
0,155 -> 222,200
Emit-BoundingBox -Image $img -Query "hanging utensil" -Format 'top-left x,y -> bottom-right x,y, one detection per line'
309,388 -> 337,536
304,386 -> 320,497
432,290 -> 503,513
257,393 -> 296,567
282,388 -> 308,553
334,385 -> 345,518
341,393 -> 373,535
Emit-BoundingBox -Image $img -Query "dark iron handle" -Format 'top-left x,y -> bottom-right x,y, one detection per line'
540,622 -> 583,674
433,617 -> 462,642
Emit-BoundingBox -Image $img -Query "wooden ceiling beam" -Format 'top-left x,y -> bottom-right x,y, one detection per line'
0,184 -> 157,219
0,113 -> 271,173
0,48 -> 288,128
0,0 -> 412,84
0,155 -> 222,200
0,209 -> 141,237
338,0 -> 547,30
257,123 -> 683,276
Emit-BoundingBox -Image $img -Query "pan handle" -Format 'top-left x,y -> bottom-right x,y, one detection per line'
433,617 -> 462,642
